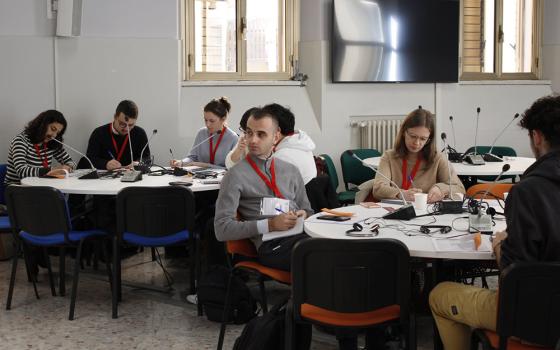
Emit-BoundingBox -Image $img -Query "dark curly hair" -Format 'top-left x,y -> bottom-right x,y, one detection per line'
519,94 -> 560,147
393,108 -> 437,164
204,96 -> 231,119
24,110 -> 67,149
115,100 -> 138,119
260,103 -> 295,135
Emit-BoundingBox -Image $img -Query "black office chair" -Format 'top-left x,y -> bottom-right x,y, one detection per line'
5,185 -> 112,320
470,262 -> 560,350
113,186 -> 197,318
305,175 -> 340,213
286,238 -> 415,350
0,164 -> 13,258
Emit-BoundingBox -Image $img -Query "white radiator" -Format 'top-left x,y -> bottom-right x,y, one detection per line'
351,119 -> 403,152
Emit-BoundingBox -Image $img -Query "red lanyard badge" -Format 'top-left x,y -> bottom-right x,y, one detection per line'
401,157 -> 422,190
246,155 -> 284,199
209,126 -> 226,164
34,143 -> 49,168
108,123 -> 130,161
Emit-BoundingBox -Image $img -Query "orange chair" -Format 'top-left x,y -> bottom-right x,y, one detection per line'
467,183 -> 513,200
286,238 -> 415,350
470,262 -> 560,350
216,238 -> 291,350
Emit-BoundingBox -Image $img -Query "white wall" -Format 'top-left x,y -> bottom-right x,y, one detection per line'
0,0 -> 558,191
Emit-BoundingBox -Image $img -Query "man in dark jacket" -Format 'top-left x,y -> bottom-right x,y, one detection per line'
429,94 -> 560,350
86,100 -> 149,170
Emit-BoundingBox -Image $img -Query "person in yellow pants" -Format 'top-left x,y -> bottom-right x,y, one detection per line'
430,94 -> 560,350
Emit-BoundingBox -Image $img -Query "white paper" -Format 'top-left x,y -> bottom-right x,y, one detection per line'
262,216 -> 304,242
261,197 -> 290,216
432,235 -> 492,252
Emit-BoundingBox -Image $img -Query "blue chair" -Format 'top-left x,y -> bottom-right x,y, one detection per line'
0,163 -> 11,233
319,154 -> 356,205
113,186 -> 196,318
5,185 -> 112,320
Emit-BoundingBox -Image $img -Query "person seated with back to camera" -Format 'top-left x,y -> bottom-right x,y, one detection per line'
225,103 -> 317,184
214,107 -> 313,272
171,96 -> 238,169
355,107 -> 465,204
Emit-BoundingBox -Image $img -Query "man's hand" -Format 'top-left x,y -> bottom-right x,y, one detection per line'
295,210 -> 307,219
427,186 -> 444,203
268,212 -> 298,231
492,230 -> 508,251
107,159 -> 122,170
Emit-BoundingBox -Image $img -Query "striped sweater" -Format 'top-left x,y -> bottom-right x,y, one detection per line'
5,132 -> 76,186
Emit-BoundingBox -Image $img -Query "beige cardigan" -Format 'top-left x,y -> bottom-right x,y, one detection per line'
355,149 -> 465,203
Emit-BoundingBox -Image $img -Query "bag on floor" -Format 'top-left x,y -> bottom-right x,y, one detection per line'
197,265 -> 257,324
233,296 -> 290,350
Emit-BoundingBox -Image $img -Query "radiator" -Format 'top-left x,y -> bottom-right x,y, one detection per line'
351,119 -> 403,152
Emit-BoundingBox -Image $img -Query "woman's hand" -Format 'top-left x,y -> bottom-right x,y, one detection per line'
402,188 -> 422,202
427,186 -> 444,203
53,164 -> 73,173
170,159 -> 182,168
46,168 -> 67,177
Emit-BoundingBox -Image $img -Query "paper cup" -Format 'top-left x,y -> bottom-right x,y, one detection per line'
451,193 -> 464,201
503,192 -> 509,201
414,193 -> 428,211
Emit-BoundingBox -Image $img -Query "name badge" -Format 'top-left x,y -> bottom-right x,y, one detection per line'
261,197 -> 290,216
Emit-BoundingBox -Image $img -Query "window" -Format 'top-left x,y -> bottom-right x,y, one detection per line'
182,0 -> 298,81
460,0 -> 542,80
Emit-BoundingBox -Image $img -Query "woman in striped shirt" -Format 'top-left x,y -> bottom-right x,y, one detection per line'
5,110 -> 76,186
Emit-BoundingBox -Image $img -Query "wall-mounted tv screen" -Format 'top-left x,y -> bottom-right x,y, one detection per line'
332,0 -> 459,83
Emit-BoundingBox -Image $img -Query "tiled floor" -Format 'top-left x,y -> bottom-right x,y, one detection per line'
0,250 -> 439,349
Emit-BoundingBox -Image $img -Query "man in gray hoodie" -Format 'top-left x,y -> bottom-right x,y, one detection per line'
214,108 -> 313,272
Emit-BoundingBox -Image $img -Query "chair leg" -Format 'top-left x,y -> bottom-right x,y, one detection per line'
22,244 -> 39,299
408,313 -> 417,350
59,247 -> 66,296
258,277 -> 268,313
284,300 -> 296,350
68,239 -> 85,320
43,247 -> 56,297
189,243 -> 196,295
101,239 -> 113,295
6,242 -> 21,310
112,235 -> 119,319
195,232 -> 203,316
151,247 -> 157,261
217,271 -> 235,350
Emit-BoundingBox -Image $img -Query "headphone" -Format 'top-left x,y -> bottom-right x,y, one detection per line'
346,223 -> 380,237
419,225 -> 452,234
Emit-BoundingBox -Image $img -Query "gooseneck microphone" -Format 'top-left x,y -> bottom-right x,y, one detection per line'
180,130 -> 222,164
469,163 -> 510,233
51,138 -> 99,179
484,113 -> 520,162
464,107 -> 486,165
441,133 -> 453,198
135,129 -> 157,173
126,123 -> 134,166
439,133 -> 464,214
346,150 -> 416,220
449,116 -> 457,149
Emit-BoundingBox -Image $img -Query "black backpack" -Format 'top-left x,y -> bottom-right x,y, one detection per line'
233,296 -> 290,350
197,265 -> 258,324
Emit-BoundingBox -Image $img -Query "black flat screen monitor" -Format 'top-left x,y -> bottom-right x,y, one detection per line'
332,0 -> 459,83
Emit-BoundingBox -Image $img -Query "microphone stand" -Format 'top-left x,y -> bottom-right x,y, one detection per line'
51,138 -> 99,179
135,129 -> 157,174
438,133 -> 464,214
347,150 -> 416,220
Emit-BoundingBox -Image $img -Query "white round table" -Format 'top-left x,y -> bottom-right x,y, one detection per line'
304,204 -> 506,260
21,172 -> 221,195
363,156 -> 535,176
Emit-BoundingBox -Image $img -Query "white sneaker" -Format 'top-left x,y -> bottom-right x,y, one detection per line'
186,294 -> 198,305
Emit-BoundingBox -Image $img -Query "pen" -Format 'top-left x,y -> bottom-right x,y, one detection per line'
108,150 -> 115,159
275,207 -> 287,214
169,148 -> 174,160
408,175 -> 415,188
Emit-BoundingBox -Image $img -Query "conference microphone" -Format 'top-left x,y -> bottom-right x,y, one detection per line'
468,163 -> 510,234
126,123 -> 134,167
464,107 -> 485,165
346,150 -> 416,220
178,130 -> 222,165
445,116 -> 463,162
51,138 -> 99,179
484,113 -> 520,162
449,116 -> 457,149
135,129 -> 157,174
438,133 -> 463,214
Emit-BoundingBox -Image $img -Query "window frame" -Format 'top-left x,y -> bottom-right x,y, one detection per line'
459,0 -> 543,81
181,0 -> 299,81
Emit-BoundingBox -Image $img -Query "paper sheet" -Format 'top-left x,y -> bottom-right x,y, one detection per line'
432,235 -> 492,252
262,216 -> 304,242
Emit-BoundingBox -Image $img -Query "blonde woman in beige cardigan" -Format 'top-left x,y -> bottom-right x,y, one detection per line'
356,108 -> 465,204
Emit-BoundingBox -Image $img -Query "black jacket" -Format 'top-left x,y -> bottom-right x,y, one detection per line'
86,123 -> 149,170
501,150 -> 560,270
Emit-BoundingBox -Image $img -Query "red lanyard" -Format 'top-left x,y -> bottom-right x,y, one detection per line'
246,155 -> 284,199
108,123 -> 129,161
209,126 -> 226,164
34,143 -> 49,168
401,157 -> 422,190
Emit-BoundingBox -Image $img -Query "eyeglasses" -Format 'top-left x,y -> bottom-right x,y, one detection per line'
405,130 -> 430,143
116,119 -> 136,130
345,223 -> 380,237
238,126 -> 246,134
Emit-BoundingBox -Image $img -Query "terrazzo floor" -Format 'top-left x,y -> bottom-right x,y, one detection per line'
0,250 -> 438,350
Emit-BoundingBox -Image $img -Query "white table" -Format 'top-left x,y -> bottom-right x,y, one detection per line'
304,204 -> 506,260
363,156 -> 535,176
20,171 -> 221,195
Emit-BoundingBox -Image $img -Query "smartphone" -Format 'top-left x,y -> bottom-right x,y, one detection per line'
169,181 -> 193,186
317,215 -> 351,222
